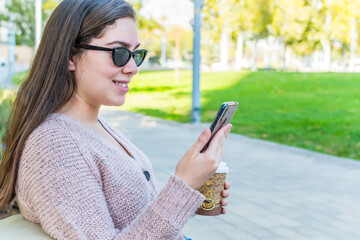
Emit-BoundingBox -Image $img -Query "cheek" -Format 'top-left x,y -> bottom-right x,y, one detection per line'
73,53 -> 120,89
88,57 -> 119,80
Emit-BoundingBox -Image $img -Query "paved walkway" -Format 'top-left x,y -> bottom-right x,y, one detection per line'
101,107 -> 360,240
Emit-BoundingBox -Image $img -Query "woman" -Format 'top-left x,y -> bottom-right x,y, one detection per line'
0,0 -> 231,239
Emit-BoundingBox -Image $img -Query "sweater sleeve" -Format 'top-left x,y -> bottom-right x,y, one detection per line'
17,126 -> 204,240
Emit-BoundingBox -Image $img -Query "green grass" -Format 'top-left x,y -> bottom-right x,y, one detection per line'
12,71 -> 27,86
121,70 -> 360,160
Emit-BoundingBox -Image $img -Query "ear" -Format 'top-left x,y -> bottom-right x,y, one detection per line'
68,48 -> 77,71
68,58 -> 76,71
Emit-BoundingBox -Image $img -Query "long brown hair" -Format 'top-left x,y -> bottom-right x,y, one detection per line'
0,0 -> 135,209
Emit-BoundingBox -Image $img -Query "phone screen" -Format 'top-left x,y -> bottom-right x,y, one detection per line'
200,101 -> 238,153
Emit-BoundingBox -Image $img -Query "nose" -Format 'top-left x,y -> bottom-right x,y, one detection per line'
121,56 -> 138,76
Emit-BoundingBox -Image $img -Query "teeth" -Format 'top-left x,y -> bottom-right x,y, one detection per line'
114,81 -> 128,87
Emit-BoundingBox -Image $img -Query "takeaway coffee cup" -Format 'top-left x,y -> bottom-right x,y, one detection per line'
196,162 -> 229,216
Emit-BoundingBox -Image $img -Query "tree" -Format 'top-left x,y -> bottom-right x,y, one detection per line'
202,0 -> 226,65
327,0 -> 360,70
226,0 -> 249,70
0,0 -> 60,47
243,0 -> 274,71
128,0 -> 164,65
272,0 -> 322,68
202,0 -> 274,70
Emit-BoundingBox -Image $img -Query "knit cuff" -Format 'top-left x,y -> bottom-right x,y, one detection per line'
152,174 -> 205,228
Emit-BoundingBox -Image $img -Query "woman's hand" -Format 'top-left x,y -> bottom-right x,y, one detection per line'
221,182 -> 230,214
175,124 -> 232,190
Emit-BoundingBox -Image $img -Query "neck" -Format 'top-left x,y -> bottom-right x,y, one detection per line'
57,94 -> 100,124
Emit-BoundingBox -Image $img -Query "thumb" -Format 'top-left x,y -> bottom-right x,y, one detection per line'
188,128 -> 211,154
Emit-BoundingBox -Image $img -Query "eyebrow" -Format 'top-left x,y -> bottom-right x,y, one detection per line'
106,41 -> 140,50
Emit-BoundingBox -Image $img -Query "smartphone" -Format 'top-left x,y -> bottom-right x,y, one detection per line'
200,101 -> 238,153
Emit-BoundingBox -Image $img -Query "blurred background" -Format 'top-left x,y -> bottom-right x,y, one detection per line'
1,0 -> 360,75
1,0 -> 360,160
135,0 -> 360,72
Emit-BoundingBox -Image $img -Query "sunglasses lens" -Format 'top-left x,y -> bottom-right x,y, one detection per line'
113,48 -> 131,67
133,50 -> 147,67
113,48 -> 147,67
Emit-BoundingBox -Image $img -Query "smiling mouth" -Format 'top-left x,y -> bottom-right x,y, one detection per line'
112,81 -> 128,87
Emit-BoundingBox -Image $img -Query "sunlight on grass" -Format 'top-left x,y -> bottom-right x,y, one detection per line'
121,70 -> 249,121
119,70 -> 360,160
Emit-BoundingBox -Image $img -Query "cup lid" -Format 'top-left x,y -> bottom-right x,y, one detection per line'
216,162 -> 229,173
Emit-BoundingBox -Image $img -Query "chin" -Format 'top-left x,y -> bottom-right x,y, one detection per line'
112,98 -> 126,107
103,96 -> 126,107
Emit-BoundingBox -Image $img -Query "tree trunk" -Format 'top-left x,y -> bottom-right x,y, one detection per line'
174,32 -> 180,83
220,30 -> 229,70
321,38 -> 332,71
349,18 -> 358,72
280,40 -> 286,70
251,38 -> 258,72
161,36 -> 167,67
323,10 -> 332,71
234,32 -> 244,71
284,45 -> 291,70
341,45 -> 346,71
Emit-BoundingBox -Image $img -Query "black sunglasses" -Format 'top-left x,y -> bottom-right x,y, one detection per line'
76,44 -> 148,67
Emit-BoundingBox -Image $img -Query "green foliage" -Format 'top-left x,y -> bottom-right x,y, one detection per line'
202,0 -> 273,65
0,0 -> 35,46
0,71 -> 26,159
203,0 -> 223,42
201,0 -> 360,62
245,0 -> 273,40
128,0 -> 164,60
204,0 -> 273,40
12,71 -> 27,86
127,0 -> 143,11
328,0 -> 360,56
123,70 -> 360,160
0,0 -> 60,47
0,90 -> 15,155
137,16 -> 163,58
272,0 -> 320,55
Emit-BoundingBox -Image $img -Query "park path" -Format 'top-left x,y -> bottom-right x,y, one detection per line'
101,107 -> 360,240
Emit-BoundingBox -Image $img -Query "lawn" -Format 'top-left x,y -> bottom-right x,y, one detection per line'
122,70 -> 360,160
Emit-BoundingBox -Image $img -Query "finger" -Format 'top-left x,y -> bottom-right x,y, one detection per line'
216,146 -> 224,164
222,189 -> 230,198
224,182 -> 230,190
219,124 -> 232,137
205,133 -> 226,159
221,199 -> 228,206
207,128 -> 227,164
221,208 -> 227,214
207,124 -> 232,151
185,128 -> 211,157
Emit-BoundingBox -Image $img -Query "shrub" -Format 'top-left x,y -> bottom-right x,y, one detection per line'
12,71 -> 27,86
0,89 -> 15,159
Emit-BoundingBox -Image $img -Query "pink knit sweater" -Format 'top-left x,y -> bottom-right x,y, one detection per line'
15,113 -> 204,239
